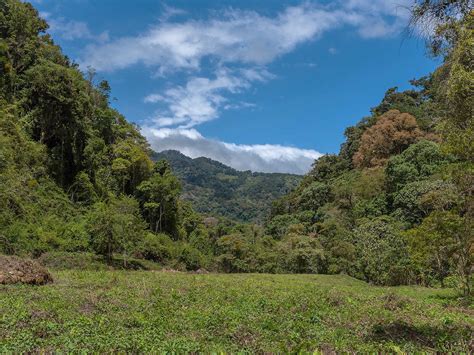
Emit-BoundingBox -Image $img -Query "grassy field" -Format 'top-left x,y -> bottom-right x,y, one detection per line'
1,271 -> 472,353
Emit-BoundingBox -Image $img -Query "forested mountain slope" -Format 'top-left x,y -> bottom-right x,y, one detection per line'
0,0 -> 211,265
263,8 -> 473,293
152,150 -> 302,223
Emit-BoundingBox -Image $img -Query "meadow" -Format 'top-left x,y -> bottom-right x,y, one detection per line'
1,271 -> 472,353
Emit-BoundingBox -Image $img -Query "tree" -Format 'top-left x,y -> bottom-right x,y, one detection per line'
279,233 -> 326,274
352,217 -> 412,285
436,13 -> 474,162
68,171 -> 97,205
296,181 -> 331,212
408,0 -> 474,296
353,110 -> 426,168
0,0 -> 50,81
136,161 -> 181,237
308,154 -> 349,182
410,0 -> 473,57
370,84 -> 440,129
216,233 -> 252,273
111,138 -> 153,194
87,196 -> 145,265
386,140 -> 451,193
22,62 -> 92,187
392,179 -> 447,225
405,210 -> 472,294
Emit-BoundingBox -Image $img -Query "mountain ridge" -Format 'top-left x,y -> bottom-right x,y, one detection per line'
152,150 -> 303,223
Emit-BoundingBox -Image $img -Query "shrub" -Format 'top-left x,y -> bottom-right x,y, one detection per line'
139,233 -> 173,263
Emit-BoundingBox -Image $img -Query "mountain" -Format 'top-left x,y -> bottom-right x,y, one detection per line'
152,150 -> 303,223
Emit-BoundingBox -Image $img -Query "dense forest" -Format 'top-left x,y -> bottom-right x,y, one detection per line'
0,0 -> 472,297
153,150 -> 302,223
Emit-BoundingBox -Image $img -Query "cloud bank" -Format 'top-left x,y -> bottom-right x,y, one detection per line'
142,127 -> 322,174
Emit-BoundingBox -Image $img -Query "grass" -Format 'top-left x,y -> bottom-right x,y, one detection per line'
1,271 -> 472,353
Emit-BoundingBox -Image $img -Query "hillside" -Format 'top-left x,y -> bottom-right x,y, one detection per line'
152,150 -> 302,223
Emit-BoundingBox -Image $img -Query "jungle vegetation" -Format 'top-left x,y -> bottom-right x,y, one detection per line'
0,0 -> 472,296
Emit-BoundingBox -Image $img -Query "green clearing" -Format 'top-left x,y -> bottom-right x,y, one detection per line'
1,271 -> 472,353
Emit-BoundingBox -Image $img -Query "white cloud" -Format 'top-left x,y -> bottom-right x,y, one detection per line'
142,127 -> 322,174
342,0 -> 411,38
159,4 -> 188,22
144,68 -> 270,128
41,13 -> 109,42
81,1 -> 411,72
81,4 -> 337,72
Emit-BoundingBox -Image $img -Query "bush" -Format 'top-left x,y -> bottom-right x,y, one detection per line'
139,233 -> 173,263
351,216 -> 412,285
177,244 -> 204,271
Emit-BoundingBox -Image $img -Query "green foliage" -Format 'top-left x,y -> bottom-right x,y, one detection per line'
405,210 -> 473,294
265,214 -> 299,239
436,13 -> 474,162
176,243 -> 205,271
153,150 -> 302,223
263,7 -> 473,290
296,181 -> 331,212
351,217 -> 411,285
86,196 -> 146,264
136,161 -> 181,237
386,140 -> 451,193
0,0 -> 212,272
279,234 -> 326,273
308,154 -> 349,182
216,233 -> 253,272
139,233 -> 173,263
392,179 -> 447,224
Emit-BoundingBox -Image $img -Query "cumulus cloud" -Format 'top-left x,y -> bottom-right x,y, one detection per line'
144,68 -> 271,128
142,127 -> 322,174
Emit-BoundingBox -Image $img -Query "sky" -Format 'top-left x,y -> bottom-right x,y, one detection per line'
31,0 -> 439,174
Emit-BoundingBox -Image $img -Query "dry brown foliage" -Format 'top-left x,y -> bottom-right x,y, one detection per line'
0,255 -> 53,285
353,110 -> 426,168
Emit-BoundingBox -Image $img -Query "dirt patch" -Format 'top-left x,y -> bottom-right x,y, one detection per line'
318,343 -> 337,354
231,326 -> 260,349
326,289 -> 346,306
194,268 -> 210,274
381,292 -> 410,311
0,255 -> 53,285
160,268 -> 181,273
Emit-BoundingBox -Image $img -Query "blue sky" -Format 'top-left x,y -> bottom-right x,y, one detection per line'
32,0 -> 438,174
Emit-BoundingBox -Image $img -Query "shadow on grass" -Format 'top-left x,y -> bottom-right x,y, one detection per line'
428,293 -> 473,309
38,251 -> 159,271
367,320 -> 473,350
104,257 -> 149,270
